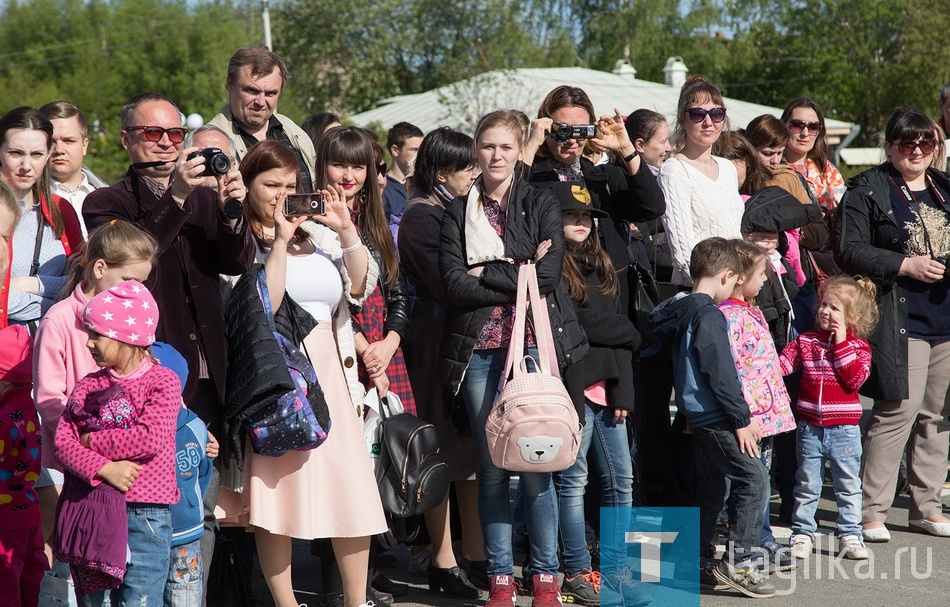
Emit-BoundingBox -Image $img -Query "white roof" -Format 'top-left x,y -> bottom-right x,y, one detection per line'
349,66 -> 855,138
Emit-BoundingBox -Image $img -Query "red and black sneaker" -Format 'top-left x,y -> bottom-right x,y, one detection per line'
486,574 -> 519,607
531,573 -> 563,607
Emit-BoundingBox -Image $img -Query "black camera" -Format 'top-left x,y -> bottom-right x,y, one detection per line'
284,193 -> 326,217
935,256 -> 950,281
187,147 -> 232,177
550,122 -> 597,144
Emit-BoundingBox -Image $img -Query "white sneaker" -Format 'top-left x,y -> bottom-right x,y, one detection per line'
788,534 -> 813,559
838,535 -> 869,560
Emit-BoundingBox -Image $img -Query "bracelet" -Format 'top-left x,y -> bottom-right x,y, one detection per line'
623,149 -> 639,162
340,241 -> 363,254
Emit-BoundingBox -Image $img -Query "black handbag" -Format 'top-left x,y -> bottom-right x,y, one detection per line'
375,396 -> 450,518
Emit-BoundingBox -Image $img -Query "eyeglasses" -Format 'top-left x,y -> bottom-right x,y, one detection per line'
377,162 -> 387,176
894,139 -> 937,155
787,119 -> 822,134
686,107 -> 727,123
124,126 -> 188,144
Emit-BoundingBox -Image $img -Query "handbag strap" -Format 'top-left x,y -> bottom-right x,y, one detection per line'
29,209 -> 44,277
257,268 -> 316,362
501,264 -> 558,388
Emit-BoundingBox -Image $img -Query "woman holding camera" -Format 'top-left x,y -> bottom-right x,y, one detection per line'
526,85 -> 665,308
834,106 -> 950,541
230,139 -> 386,607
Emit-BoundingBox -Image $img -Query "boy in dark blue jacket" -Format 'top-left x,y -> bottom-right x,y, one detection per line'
649,237 -> 774,599
152,343 -> 215,607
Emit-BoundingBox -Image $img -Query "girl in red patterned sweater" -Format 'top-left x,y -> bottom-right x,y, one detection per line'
779,276 -> 877,561
53,280 -> 180,606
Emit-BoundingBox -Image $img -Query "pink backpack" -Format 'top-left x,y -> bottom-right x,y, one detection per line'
485,263 -> 581,473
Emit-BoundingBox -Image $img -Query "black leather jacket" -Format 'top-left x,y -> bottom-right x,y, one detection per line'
351,228 -> 410,339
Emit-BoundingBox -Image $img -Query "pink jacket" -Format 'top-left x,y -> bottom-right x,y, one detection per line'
33,285 -> 99,470
54,358 -> 181,504
718,299 -> 796,437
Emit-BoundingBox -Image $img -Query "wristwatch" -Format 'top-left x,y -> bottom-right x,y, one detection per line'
623,149 -> 639,163
223,198 -> 244,220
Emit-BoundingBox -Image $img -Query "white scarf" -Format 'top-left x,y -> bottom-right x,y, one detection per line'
463,178 -> 512,266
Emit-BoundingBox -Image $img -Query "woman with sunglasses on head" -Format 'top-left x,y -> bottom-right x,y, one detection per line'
781,97 -> 845,214
834,106 -> 950,542
659,76 -> 744,287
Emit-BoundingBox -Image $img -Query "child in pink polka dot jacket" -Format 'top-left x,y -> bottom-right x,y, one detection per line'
53,280 -> 181,606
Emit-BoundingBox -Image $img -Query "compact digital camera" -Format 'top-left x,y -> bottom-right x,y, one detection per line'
550,122 -> 597,143
187,147 -> 232,177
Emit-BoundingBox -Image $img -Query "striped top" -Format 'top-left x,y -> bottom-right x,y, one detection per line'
779,329 -> 871,426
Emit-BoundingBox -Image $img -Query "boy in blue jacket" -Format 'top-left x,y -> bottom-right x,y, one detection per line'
152,343 -> 215,607
649,237 -> 774,599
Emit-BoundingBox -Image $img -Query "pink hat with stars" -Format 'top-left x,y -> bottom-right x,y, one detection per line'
83,280 -> 159,346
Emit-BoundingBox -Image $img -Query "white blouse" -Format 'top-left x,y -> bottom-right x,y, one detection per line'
658,156 -> 745,286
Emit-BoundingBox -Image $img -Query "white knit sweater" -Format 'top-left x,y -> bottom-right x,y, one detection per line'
658,156 -> 745,286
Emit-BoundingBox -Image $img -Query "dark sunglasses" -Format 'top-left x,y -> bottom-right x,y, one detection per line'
686,107 -> 727,123
377,162 -> 387,176
124,126 -> 188,144
894,139 -> 937,155
787,119 -> 822,134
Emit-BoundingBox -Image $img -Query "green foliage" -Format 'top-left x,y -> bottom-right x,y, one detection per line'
0,0 -> 254,182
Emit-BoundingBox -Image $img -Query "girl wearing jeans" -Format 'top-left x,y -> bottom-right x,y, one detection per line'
779,276 -> 876,560
439,110 -> 586,607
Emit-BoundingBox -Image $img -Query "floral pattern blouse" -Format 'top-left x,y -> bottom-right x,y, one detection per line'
790,157 -> 845,213
474,196 -> 536,350
719,298 -> 796,437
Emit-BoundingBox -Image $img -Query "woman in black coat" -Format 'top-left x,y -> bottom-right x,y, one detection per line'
834,107 -> 950,541
439,110 -> 586,606
398,127 -> 481,597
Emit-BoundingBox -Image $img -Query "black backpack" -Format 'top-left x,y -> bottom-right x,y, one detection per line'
375,396 -> 450,518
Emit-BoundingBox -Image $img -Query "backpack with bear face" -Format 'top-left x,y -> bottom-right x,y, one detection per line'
485,264 -> 580,473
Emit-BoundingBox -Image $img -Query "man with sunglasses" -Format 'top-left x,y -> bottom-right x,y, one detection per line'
208,45 -> 316,193
82,92 -> 256,592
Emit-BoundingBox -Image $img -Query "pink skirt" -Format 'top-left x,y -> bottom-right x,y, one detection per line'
239,323 -> 387,538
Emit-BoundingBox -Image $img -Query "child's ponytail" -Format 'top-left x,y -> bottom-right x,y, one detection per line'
59,220 -> 158,299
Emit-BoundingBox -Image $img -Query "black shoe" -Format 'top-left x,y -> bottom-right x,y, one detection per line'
460,557 -> 489,590
321,593 -> 345,607
372,572 -> 408,597
367,586 -> 394,606
712,560 -> 776,599
560,569 -> 600,606
427,565 -> 481,599
374,550 -> 398,568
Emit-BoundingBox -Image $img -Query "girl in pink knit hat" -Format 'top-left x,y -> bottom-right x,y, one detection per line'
53,279 -> 181,606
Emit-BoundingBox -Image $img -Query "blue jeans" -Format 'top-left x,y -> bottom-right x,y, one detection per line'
165,539 -> 202,607
792,421 -> 862,538
460,348 -> 559,577
558,401 -> 633,576
726,436 -> 776,544
693,421 -> 769,565
80,505 -> 172,607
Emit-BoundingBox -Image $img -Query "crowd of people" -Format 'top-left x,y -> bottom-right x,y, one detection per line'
2,42 -> 950,607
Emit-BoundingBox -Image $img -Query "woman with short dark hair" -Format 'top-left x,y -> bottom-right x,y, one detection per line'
835,106 -> 950,542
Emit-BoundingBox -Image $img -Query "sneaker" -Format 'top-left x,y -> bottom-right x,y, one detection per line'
699,560 -> 728,591
487,575 -> 519,607
712,560 -> 776,599
531,573 -> 562,607
408,546 -> 433,576
601,567 -> 653,607
560,569 -> 599,606
755,540 -> 794,572
788,534 -> 814,559
838,535 -> 869,560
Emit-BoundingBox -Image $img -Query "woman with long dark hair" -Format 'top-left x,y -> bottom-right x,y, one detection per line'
781,97 -> 845,214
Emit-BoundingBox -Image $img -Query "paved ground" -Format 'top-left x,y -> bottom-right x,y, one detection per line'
234,399 -> 950,607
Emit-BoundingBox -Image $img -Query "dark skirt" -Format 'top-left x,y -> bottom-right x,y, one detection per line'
53,472 -> 127,596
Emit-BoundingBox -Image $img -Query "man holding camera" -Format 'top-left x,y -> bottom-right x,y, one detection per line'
208,45 -> 316,192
